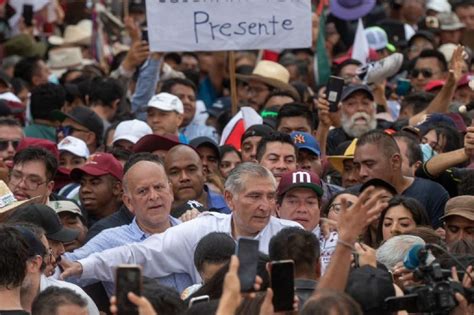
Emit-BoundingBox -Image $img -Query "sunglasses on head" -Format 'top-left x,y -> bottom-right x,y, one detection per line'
0,139 -> 20,151
411,68 -> 433,78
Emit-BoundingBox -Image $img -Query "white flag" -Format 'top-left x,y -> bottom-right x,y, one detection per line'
351,18 -> 369,66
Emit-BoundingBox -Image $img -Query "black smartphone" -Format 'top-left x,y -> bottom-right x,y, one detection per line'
385,294 -> 419,313
141,27 -> 148,42
270,260 -> 295,312
22,4 -> 34,27
326,75 -> 345,112
235,237 -> 259,292
116,265 -> 142,315
188,295 -> 210,307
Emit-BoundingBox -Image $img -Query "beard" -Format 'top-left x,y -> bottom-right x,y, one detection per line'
341,111 -> 377,138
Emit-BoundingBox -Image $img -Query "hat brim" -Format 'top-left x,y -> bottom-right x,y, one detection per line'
47,226 -> 79,242
70,165 -> 108,181
328,155 -> 354,174
112,135 -> 137,145
132,135 -> 180,153
279,183 -> 324,197
441,210 -> 474,222
441,24 -> 465,31
236,73 -> 300,101
330,0 -> 376,21
297,146 -> 321,157
0,195 -> 40,214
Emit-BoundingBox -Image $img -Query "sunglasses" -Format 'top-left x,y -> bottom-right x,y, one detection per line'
57,125 -> 89,137
410,68 -> 434,78
0,139 -> 20,151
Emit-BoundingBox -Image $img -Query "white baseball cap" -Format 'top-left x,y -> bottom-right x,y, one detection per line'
147,92 -> 184,114
58,136 -> 90,158
112,119 -> 152,144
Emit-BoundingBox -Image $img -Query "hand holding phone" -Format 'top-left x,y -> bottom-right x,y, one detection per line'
22,4 -> 33,27
326,76 -> 345,112
270,260 -> 295,312
116,265 -> 142,315
235,237 -> 259,292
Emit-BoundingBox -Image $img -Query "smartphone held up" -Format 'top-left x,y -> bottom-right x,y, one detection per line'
115,265 -> 142,315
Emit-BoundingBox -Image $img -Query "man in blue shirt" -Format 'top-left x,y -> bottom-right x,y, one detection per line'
165,145 -> 230,214
64,153 -> 193,295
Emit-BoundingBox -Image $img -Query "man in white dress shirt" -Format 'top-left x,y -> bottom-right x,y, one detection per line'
60,163 -> 302,284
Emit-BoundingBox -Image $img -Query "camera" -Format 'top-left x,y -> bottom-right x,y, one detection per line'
385,245 -> 474,315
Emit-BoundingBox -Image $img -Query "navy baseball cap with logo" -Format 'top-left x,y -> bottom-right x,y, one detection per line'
290,131 -> 321,157
277,170 -> 323,197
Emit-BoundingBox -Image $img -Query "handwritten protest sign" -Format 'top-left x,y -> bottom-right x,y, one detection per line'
145,0 -> 312,52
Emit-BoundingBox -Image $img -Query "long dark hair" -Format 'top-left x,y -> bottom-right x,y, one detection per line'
376,196 -> 431,245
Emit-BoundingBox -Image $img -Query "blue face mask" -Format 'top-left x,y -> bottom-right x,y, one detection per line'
420,143 -> 437,162
48,74 -> 59,85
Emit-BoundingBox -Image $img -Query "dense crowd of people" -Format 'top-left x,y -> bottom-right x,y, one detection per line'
0,0 -> 474,314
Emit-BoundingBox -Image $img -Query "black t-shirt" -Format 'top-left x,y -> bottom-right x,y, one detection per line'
401,177 -> 449,229
0,310 -> 30,315
347,177 -> 448,229
415,164 -> 462,198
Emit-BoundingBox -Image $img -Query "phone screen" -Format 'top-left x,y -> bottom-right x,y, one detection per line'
271,260 -> 295,312
235,237 -> 259,292
22,4 -> 33,27
326,76 -> 345,112
116,265 -> 142,315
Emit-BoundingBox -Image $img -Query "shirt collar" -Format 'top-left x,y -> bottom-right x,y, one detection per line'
132,215 -> 182,240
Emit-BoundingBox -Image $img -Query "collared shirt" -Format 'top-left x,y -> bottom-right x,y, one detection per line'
204,185 -> 231,214
79,212 -> 302,285
180,121 -> 219,143
66,216 -> 191,295
85,205 -> 134,242
40,275 -> 99,315
312,225 -> 338,274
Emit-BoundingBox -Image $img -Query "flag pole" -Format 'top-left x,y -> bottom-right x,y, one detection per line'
229,51 -> 238,116
124,0 -> 129,18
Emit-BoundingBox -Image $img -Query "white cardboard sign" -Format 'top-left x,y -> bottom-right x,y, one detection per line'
145,0 -> 312,52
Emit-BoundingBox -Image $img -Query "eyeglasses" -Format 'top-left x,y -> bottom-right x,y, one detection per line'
0,139 -> 20,151
329,201 -> 354,213
57,125 -> 89,137
9,170 -> 47,190
410,68 -> 436,79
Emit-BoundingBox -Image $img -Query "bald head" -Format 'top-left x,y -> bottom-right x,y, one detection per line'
164,145 -> 206,204
123,160 -> 166,194
165,145 -> 202,168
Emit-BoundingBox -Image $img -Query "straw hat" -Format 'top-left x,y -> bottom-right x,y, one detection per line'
0,180 -> 37,215
49,20 -> 92,46
47,47 -> 85,77
327,138 -> 358,174
236,60 -> 300,100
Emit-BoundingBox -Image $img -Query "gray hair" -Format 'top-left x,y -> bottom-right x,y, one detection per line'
376,235 -> 425,270
224,162 -> 276,194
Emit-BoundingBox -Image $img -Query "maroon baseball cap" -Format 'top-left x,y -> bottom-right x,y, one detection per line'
133,134 -> 180,153
70,153 -> 123,181
17,137 -> 59,160
277,170 -> 323,197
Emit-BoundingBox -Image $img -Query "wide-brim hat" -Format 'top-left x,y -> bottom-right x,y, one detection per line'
330,0 -> 376,21
0,180 -> 38,215
328,139 -> 358,174
49,20 -> 92,46
47,47 -> 85,77
236,60 -> 300,101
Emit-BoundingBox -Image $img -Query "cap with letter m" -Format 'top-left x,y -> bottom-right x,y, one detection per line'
277,170 -> 323,197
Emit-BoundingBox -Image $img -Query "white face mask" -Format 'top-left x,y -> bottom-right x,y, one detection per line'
420,143 -> 437,162
48,74 -> 59,85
